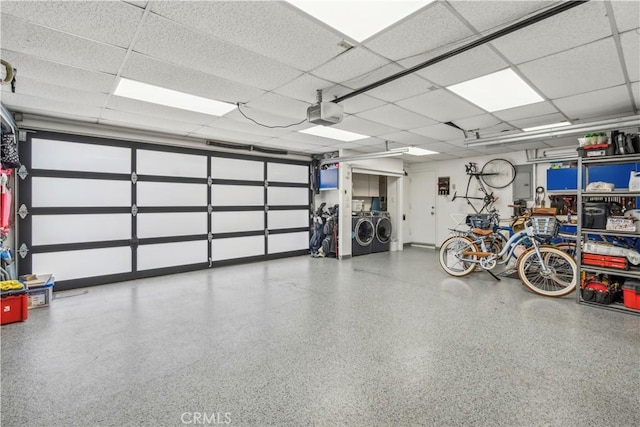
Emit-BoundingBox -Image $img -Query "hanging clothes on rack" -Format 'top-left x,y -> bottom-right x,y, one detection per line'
0,168 -> 12,232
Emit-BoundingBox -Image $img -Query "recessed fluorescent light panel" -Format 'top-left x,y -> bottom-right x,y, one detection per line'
447,68 -> 544,112
300,125 -> 369,141
522,121 -> 571,132
401,147 -> 438,156
114,78 -> 236,116
288,1 -> 432,42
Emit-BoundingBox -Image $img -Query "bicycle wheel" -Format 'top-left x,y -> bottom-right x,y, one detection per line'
439,236 -> 478,277
553,242 -> 578,260
480,159 -> 516,189
517,246 -> 577,297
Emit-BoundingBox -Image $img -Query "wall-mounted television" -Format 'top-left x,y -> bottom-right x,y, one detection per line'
319,163 -> 339,191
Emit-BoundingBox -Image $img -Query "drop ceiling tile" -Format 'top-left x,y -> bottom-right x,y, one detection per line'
273,74 -> 334,103
0,49 -> 115,93
518,38 -> 625,99
620,30 -> 640,83
1,1 -> 143,48
378,131 -> 439,146
449,150 -> 483,159
412,123 -> 466,141
3,76 -> 108,107
553,85 -> 634,121
417,142 -> 461,153
493,101 -> 559,122
364,2 -> 474,61
491,1 -> 610,64
279,129 -> 346,146
409,45 -> 508,87
1,91 -> 103,119
356,104 -> 437,130
245,93 -> 310,121
450,1 -> 559,33
424,153 -> 457,161
509,112 -> 568,130
470,146 -> 517,156
632,82 -> 640,109
209,116 -> 295,138
133,14 -> 301,90
345,143 -> 388,154
106,96 -> 220,126
397,89 -> 485,122
334,116 -> 399,137
366,74 -> 435,103
311,47 -> 389,83
611,0 -> 640,32
478,124 -> 520,137
322,86 -> 387,114
101,109 -> 203,134
150,1 -> 345,71
123,1 -> 148,8
121,53 -> 265,104
0,17 -> 126,73
340,63 -> 403,90
453,115 -> 502,133
189,125 -> 271,144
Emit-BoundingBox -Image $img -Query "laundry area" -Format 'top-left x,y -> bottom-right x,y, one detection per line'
1,1 -> 639,426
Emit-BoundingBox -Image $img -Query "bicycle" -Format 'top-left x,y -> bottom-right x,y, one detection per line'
451,159 -> 516,214
439,215 -> 577,297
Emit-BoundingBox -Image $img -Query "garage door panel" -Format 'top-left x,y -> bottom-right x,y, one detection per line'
212,184 -> 263,206
268,210 -> 309,230
137,182 -> 207,206
137,212 -> 207,238
32,214 -> 131,245
31,139 -> 131,173
212,211 -> 264,234
137,150 -> 207,178
212,157 -> 263,181
32,177 -> 131,207
267,163 -> 308,183
137,240 -> 208,270
212,236 -> 264,261
32,247 -> 132,281
268,232 -> 309,254
268,187 -> 308,206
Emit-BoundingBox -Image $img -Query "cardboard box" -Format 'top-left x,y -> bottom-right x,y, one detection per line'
606,217 -> 636,232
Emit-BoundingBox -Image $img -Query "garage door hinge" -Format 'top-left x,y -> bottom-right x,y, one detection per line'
208,205 -> 213,214
264,179 -> 268,188
131,172 -> 138,184
208,232 -> 213,242
265,205 -> 269,212
207,177 -> 212,187
17,165 -> 28,180
131,204 -> 138,216
265,230 -> 269,237
208,257 -> 213,268
18,204 -> 29,219
18,243 -> 29,259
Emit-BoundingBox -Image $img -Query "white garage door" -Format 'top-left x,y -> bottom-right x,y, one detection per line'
18,132 -> 310,290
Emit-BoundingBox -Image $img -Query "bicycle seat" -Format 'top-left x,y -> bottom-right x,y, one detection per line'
471,228 -> 493,236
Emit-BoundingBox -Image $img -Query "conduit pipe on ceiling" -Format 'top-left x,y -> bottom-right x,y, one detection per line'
332,1 -> 589,104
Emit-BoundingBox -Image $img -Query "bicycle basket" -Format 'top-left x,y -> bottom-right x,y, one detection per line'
466,214 -> 495,229
530,216 -> 560,238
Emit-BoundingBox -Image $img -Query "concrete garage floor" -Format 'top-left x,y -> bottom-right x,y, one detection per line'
1,247 -> 638,426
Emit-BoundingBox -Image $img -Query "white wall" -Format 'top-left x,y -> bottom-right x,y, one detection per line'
407,152 -> 527,246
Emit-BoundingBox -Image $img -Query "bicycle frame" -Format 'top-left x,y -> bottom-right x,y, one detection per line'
451,163 -> 496,214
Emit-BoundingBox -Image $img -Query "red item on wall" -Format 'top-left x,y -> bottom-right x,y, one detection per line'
0,168 -> 12,229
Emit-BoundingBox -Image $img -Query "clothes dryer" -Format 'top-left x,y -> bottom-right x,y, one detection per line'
352,214 -> 374,256
372,212 -> 392,253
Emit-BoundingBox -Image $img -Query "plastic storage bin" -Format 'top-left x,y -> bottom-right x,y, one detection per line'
1,294 -> 28,325
621,281 -> 640,310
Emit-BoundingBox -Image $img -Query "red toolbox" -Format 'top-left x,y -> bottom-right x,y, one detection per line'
622,281 -> 640,310
582,253 -> 628,270
1,294 -> 28,325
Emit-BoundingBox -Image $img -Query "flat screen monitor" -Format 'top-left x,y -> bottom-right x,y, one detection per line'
319,164 -> 338,191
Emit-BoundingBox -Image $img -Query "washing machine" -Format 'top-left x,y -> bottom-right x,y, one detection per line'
372,212 -> 392,253
352,214 -> 374,256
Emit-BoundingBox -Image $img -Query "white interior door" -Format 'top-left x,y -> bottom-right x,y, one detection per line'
410,171 -> 437,245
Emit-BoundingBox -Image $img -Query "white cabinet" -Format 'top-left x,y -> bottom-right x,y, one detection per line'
352,173 -> 380,197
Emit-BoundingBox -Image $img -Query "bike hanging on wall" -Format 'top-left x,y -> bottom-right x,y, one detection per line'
451,159 -> 516,213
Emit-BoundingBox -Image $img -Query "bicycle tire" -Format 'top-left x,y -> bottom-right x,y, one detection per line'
480,159 -> 516,189
438,236 -> 478,277
516,246 -> 577,297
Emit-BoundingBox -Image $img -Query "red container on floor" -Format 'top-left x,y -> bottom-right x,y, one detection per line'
622,281 -> 640,310
1,295 -> 28,325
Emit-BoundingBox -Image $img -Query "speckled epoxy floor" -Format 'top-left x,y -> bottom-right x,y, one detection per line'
1,247 -> 639,426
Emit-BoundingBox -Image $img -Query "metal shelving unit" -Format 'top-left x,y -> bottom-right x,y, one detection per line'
576,153 -> 640,315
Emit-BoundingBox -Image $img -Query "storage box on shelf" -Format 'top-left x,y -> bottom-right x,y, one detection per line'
577,153 -> 640,315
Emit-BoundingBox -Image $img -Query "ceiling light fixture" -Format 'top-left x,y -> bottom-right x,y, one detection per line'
319,146 -> 437,165
288,1 -> 432,42
465,115 -> 640,148
299,125 -> 369,141
447,68 -> 544,112
522,121 -> 571,132
392,146 -> 437,156
114,78 -> 236,116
